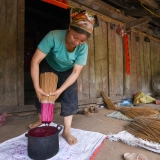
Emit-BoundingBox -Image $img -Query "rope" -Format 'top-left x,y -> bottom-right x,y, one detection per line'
141,2 -> 160,18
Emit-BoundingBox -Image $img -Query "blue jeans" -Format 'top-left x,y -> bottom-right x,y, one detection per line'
35,59 -> 78,117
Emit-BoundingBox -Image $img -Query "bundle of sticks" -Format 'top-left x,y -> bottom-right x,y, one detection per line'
117,107 -> 160,119
101,91 -> 117,110
40,72 -> 58,124
101,91 -> 160,119
125,117 -> 160,143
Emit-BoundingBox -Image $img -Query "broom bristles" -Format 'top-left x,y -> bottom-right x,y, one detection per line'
101,91 -> 117,110
40,72 -> 58,124
118,107 -> 160,119
126,117 -> 160,143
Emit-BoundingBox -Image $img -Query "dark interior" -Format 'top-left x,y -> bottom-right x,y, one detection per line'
24,0 -> 70,104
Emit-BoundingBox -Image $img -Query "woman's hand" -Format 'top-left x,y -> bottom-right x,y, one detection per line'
50,64 -> 83,100
49,89 -> 62,101
35,87 -> 50,102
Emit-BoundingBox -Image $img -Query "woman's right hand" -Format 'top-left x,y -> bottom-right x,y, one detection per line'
35,87 -> 49,102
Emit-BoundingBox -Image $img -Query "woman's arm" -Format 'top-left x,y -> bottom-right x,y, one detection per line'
30,48 -> 49,101
50,64 -> 83,100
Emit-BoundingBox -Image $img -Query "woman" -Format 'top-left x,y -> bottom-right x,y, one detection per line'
29,9 -> 98,145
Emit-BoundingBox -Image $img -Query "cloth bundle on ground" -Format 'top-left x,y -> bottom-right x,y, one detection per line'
107,111 -> 133,121
133,92 -> 155,105
0,122 -> 107,160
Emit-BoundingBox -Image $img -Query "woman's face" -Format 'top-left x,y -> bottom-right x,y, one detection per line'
66,28 -> 88,48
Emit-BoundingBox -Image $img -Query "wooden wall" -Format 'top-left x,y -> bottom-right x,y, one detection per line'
78,19 -> 160,101
0,0 -> 24,107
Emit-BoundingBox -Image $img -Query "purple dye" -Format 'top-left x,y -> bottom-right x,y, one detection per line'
41,103 -> 54,124
28,126 -> 58,137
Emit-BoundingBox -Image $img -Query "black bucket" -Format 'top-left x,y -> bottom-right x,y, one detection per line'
26,125 -> 62,160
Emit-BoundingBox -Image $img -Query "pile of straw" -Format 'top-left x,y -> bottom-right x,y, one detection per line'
40,72 -> 58,123
117,107 -> 160,119
125,117 -> 160,143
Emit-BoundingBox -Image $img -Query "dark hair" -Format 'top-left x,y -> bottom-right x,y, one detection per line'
70,26 -> 91,38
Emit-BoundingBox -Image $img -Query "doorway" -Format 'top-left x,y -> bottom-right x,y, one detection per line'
24,0 -> 70,104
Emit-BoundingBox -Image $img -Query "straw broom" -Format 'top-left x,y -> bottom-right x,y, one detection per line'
101,91 -> 117,110
117,107 -> 160,119
40,72 -> 58,124
125,117 -> 160,143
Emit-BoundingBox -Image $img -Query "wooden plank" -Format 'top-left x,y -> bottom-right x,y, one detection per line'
0,105 -> 36,114
80,45 -> 90,99
108,24 -> 116,97
0,1 -> 6,104
130,31 -> 137,94
139,34 -> 146,92
153,42 -> 160,76
87,33 -> 96,98
108,23 -> 117,97
126,18 -> 151,31
17,0 -> 25,105
115,31 -> 124,96
150,41 -> 160,93
124,9 -> 155,17
135,32 -> 142,91
94,20 -> 108,97
143,39 -> 152,93
130,31 -> 143,95
0,0 -> 18,106
150,40 -> 156,93
77,75 -> 83,100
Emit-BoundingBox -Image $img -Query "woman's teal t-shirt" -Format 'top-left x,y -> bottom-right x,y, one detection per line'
37,30 -> 88,72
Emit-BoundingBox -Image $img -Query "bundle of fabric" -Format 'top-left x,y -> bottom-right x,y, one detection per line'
117,107 -> 160,119
101,91 -> 117,110
133,91 -> 155,105
125,117 -> 160,143
108,130 -> 160,153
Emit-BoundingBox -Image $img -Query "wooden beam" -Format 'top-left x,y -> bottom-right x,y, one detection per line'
139,0 -> 159,9
126,17 -> 151,31
107,0 -> 130,9
69,0 -> 130,23
150,19 -> 160,28
124,9 -> 157,17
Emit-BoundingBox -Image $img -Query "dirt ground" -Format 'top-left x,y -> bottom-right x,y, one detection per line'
0,104 -> 160,160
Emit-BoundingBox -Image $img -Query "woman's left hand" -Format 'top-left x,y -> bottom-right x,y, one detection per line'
50,89 -> 62,101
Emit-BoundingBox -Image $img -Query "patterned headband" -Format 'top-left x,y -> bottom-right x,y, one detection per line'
70,9 -> 98,34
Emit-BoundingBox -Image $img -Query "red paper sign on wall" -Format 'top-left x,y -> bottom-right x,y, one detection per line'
124,34 -> 130,75
42,0 -> 68,9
